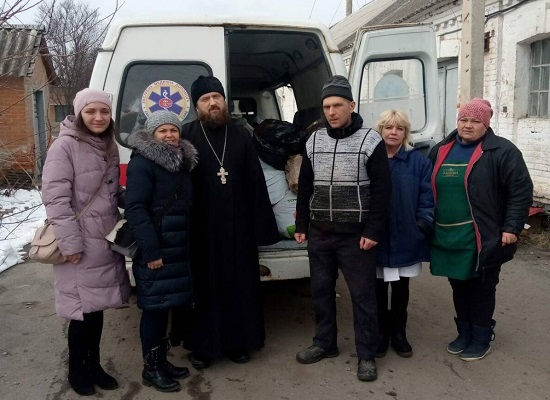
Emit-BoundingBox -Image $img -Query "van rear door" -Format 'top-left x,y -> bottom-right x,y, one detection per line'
91,24 -> 226,182
347,25 -> 442,149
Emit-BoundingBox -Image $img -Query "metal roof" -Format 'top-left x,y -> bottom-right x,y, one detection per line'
368,0 -> 456,25
0,24 -> 55,78
331,0 -> 456,50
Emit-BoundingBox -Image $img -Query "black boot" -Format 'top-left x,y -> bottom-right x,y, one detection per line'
143,345 -> 181,392
68,356 -> 95,396
86,311 -> 118,390
161,337 -> 190,380
375,309 -> 390,358
390,310 -> 412,357
88,361 -> 119,390
68,321 -> 95,396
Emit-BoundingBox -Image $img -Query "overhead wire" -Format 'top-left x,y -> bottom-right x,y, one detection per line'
329,0 -> 344,26
308,0 -> 317,19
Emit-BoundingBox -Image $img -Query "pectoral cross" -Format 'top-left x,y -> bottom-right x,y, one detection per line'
217,166 -> 228,184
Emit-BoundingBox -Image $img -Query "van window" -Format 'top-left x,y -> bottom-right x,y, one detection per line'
116,62 -> 210,145
358,58 -> 426,132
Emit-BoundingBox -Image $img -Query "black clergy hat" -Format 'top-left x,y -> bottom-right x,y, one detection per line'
191,75 -> 226,106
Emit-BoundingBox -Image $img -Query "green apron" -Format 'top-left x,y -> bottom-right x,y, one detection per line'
430,160 -> 478,280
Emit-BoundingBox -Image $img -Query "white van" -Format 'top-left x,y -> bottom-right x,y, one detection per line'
90,16 -> 441,281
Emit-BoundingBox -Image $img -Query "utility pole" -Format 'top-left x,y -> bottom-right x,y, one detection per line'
459,0 -> 485,103
346,0 -> 352,16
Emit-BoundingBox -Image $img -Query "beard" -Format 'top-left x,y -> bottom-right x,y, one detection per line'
197,104 -> 231,129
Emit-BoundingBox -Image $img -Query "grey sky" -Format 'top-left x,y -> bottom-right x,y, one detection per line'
11,0 -> 374,28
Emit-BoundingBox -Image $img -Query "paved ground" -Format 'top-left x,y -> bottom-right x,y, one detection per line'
0,244 -> 549,400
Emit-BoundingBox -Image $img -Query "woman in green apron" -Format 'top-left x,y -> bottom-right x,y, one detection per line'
428,98 -> 532,361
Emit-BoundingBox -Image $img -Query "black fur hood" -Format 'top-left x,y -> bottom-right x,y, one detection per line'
127,131 -> 198,172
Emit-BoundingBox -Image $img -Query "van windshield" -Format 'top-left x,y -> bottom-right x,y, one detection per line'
116,62 -> 210,146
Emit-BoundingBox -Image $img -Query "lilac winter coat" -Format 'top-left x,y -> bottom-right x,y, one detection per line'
41,116 -> 131,320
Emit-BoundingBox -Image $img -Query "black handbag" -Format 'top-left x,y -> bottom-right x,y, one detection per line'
105,219 -> 138,258
106,190 -> 179,258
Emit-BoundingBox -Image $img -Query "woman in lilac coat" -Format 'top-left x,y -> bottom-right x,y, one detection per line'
42,88 -> 131,397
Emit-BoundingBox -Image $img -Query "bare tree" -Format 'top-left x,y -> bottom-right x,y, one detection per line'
0,0 -> 42,25
0,0 -> 120,192
36,0 -> 120,111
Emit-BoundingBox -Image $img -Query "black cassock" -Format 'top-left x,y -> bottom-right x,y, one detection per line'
180,119 -> 279,359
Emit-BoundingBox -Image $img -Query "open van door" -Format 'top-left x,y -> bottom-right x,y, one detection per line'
347,25 -> 442,151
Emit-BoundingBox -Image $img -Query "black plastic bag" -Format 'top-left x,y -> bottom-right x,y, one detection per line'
253,119 -> 306,170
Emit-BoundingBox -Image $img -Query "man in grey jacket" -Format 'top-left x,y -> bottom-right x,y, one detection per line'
294,75 -> 391,382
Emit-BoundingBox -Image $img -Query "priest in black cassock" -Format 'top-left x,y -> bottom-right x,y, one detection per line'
180,75 -> 279,368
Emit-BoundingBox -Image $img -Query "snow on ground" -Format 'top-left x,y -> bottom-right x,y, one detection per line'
0,189 -> 46,273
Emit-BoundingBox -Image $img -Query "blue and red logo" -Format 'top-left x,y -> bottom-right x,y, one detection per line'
141,80 -> 190,121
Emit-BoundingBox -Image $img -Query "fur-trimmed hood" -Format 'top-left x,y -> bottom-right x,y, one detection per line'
127,131 -> 198,172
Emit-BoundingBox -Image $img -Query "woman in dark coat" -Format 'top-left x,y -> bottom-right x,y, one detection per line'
429,98 -> 532,361
125,110 -> 198,392
375,110 -> 434,358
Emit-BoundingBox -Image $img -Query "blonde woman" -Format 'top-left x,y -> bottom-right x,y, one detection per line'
375,110 -> 434,358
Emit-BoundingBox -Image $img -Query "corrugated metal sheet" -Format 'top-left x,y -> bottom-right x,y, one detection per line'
331,0 -> 456,49
368,0 -> 456,25
0,24 -> 44,77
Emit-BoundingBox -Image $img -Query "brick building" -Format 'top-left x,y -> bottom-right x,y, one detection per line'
0,25 -> 57,185
331,0 -> 550,208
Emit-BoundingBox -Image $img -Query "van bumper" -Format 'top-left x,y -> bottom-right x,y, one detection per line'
124,248 -> 310,286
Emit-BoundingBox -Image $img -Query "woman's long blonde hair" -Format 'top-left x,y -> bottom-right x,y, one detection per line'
376,109 -> 413,151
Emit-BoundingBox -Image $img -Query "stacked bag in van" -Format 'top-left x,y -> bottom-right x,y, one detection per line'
253,119 -> 306,239
259,158 -> 297,239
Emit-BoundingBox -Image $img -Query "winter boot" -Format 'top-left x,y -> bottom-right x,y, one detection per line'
375,310 -> 390,358
459,320 -> 495,361
87,313 -> 118,390
68,322 -> 95,396
68,343 -> 95,396
447,318 -> 472,355
88,357 -> 119,390
161,337 -> 190,380
390,310 -> 412,357
142,345 -> 181,392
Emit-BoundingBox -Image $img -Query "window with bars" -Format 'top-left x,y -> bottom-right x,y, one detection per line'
529,39 -> 550,117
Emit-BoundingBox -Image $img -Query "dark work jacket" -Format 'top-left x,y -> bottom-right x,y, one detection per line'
377,147 -> 434,268
428,128 -> 533,271
125,131 -> 198,310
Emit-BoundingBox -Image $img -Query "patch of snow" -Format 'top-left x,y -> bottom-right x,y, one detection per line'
0,189 -> 46,273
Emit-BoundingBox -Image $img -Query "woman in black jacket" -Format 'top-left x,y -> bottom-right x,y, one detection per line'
428,98 -> 532,362
125,110 -> 197,392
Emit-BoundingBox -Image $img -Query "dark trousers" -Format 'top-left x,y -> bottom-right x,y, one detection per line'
68,311 -> 104,371
449,266 -> 501,327
140,309 -> 169,354
375,277 -> 410,314
307,227 -> 378,360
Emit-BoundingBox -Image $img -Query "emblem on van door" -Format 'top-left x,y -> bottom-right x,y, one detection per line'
141,80 -> 190,121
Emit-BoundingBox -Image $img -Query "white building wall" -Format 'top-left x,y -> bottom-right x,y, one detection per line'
428,0 -> 550,204
489,0 -> 550,204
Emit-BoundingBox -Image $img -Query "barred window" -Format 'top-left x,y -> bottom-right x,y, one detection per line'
529,39 -> 550,117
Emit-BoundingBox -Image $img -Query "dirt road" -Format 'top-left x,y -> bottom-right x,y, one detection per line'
0,245 -> 549,400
